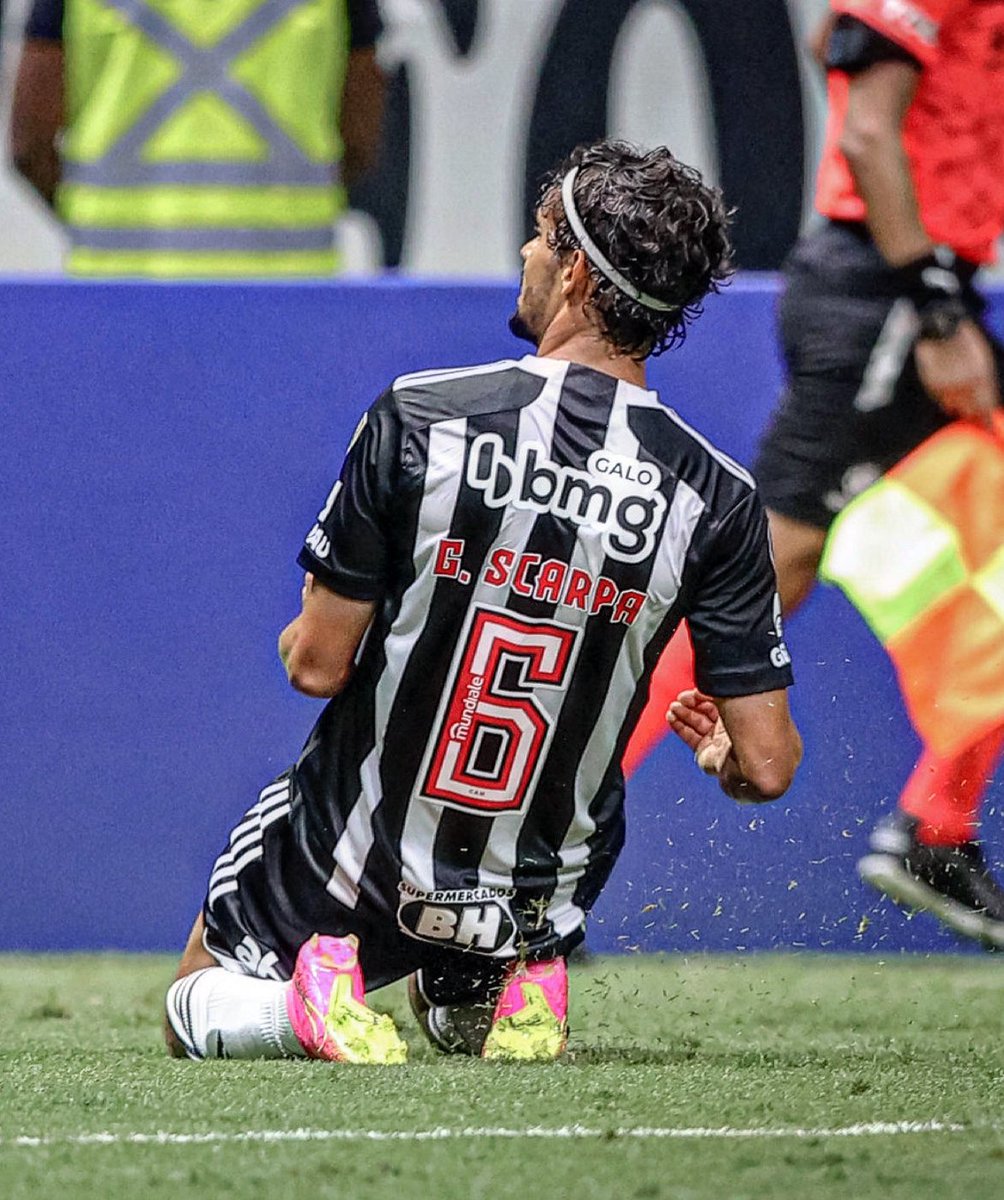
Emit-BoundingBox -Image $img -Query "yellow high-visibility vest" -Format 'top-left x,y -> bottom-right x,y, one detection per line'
820,417 -> 1004,756
59,0 -> 348,277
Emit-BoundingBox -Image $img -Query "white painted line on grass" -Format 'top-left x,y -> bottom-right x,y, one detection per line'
3,1120 -> 972,1149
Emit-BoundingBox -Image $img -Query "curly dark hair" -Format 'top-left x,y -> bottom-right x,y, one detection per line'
538,140 -> 734,359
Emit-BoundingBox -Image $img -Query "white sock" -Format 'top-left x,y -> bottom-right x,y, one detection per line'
166,968 -> 306,1060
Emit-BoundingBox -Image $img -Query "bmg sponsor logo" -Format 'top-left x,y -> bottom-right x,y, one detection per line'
466,434 -> 666,563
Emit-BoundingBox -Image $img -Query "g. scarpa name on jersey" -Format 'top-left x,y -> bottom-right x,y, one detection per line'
434,537 -> 647,626
466,434 -> 667,563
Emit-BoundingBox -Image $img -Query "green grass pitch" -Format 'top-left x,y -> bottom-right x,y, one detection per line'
2,953 -> 1003,1200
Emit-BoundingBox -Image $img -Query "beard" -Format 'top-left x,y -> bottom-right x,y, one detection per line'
507,308 -> 539,346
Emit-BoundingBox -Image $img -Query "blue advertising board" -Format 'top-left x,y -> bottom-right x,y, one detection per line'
2,278 -> 1001,955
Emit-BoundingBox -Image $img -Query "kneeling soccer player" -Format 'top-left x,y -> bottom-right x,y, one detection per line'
165,139 -> 802,1065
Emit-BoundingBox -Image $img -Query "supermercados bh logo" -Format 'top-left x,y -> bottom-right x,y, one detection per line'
397,881 -> 517,954
466,434 -> 666,563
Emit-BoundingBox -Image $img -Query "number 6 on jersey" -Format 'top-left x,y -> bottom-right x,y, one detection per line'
421,606 -> 581,813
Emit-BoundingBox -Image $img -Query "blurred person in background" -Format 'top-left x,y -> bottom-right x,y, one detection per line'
629,0 -> 1004,948
162,140 -> 800,1067
9,0 -> 384,276
753,1 -> 1004,942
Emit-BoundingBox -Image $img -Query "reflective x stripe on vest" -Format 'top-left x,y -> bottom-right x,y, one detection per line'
820,418 -> 1004,757
59,0 -> 347,276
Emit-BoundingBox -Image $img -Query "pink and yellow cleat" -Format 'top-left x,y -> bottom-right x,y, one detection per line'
286,933 -> 407,1064
481,957 -> 568,1062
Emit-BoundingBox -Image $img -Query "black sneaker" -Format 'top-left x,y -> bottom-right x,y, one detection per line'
858,812 -> 1004,950
406,973 -> 493,1056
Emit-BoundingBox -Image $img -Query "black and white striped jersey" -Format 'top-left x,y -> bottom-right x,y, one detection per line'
291,354 -> 793,959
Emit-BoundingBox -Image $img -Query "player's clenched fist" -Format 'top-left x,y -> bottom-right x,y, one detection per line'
667,687 -> 798,802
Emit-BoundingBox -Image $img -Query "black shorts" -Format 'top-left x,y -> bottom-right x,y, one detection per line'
754,221 -> 1003,531
200,772 -> 574,1007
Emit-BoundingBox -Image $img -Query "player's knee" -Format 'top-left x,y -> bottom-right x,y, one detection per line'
163,1010 -> 189,1058
164,917 -> 216,1059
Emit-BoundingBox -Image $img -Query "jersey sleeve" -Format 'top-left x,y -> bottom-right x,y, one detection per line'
830,0 -> 963,66
25,0 -> 64,40
296,389 -> 401,601
825,15 -> 923,72
686,490 -> 794,698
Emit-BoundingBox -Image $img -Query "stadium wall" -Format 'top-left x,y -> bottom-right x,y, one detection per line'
0,0 -> 830,275
3,277 -> 1002,956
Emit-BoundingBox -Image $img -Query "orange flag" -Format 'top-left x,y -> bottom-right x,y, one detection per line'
821,416 -> 1004,757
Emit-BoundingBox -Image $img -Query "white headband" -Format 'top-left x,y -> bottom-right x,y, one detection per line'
560,167 -> 675,313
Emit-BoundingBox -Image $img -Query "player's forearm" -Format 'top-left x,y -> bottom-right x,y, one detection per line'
841,126 -> 930,266
711,691 -> 802,801
717,731 -> 802,802
278,617 -> 353,698
840,60 -> 929,268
